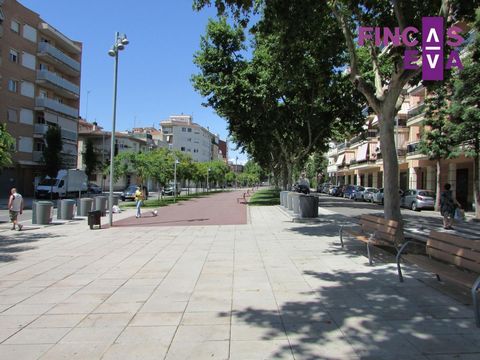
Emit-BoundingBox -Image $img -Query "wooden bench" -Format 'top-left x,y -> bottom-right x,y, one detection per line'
237,190 -> 251,204
339,215 -> 400,265
396,230 -> 480,327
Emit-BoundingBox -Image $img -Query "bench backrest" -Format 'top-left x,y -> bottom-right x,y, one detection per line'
426,231 -> 480,274
359,214 -> 399,245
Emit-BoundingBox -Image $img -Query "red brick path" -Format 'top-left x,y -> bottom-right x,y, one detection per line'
112,190 -> 247,227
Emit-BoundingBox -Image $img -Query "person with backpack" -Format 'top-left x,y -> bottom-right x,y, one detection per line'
8,188 -> 24,231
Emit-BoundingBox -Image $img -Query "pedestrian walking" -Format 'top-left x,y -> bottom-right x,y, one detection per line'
135,186 -> 144,218
440,183 -> 461,230
8,188 -> 24,231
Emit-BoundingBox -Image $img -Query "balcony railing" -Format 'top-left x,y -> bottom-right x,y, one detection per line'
407,142 -> 420,153
38,42 -> 81,73
33,151 -> 44,162
37,70 -> 80,96
61,129 -> 77,142
407,103 -> 426,119
34,123 -> 49,135
35,97 -> 78,118
337,142 -> 350,151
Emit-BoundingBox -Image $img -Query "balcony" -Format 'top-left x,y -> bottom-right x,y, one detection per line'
33,151 -> 44,163
36,70 -> 80,99
407,142 -> 420,154
61,129 -> 77,142
35,97 -> 78,118
350,130 -> 378,145
337,142 -> 350,151
37,42 -> 81,76
33,123 -> 49,136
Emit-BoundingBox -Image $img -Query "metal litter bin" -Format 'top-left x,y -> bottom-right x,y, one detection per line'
299,194 -> 319,218
287,192 -> 295,210
36,201 -> 53,225
280,191 -> 289,207
291,193 -> 301,214
94,196 -> 107,216
79,198 -> 93,216
88,210 -> 101,229
58,199 -> 76,220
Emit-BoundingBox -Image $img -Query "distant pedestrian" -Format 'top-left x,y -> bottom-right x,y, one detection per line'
440,183 -> 461,230
8,188 -> 24,231
135,186 -> 144,218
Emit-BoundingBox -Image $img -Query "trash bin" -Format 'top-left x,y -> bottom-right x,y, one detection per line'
79,198 -> 93,216
291,193 -> 301,214
287,192 -> 295,210
94,196 -> 107,216
58,199 -> 76,220
36,201 -> 53,225
299,194 -> 319,218
280,191 -> 289,207
88,210 -> 101,229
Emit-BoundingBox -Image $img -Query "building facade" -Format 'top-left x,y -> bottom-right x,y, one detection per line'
77,120 -> 148,191
0,0 -> 82,196
326,83 -> 476,210
160,115 -> 215,163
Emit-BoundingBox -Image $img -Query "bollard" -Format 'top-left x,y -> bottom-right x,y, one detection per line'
94,196 -> 107,216
79,198 -> 94,216
299,194 -> 319,218
59,199 -> 76,220
292,193 -> 301,214
36,201 -> 53,225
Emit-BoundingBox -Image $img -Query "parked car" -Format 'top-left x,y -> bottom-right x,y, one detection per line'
120,185 -> 139,201
400,189 -> 436,211
343,185 -> 356,199
162,184 -> 181,196
353,186 -> 366,201
336,185 -> 345,197
372,188 -> 384,204
329,186 -> 339,196
363,187 -> 379,202
87,183 -> 102,194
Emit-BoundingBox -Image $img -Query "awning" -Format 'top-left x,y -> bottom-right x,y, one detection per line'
336,154 -> 345,165
356,143 -> 369,162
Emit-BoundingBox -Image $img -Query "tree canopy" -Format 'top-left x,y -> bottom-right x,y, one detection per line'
0,124 -> 15,169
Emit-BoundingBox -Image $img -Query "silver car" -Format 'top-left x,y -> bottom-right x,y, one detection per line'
363,187 -> 379,202
400,189 -> 435,211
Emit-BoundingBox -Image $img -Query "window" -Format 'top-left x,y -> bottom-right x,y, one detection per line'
181,146 -> 185,151
18,136 -> 33,153
187,128 -> 192,132
39,90 -> 47,98
9,49 -> 19,63
21,51 -> 36,70
187,138 -> 192,142
39,63 -> 48,70
8,79 -> 18,93
23,24 -> 37,42
182,127 -> 186,132
0,8 -> 5,23
20,81 -> 34,98
19,108 -> 33,125
7,108 -> 18,123
35,141 -> 45,151
11,20 -> 20,33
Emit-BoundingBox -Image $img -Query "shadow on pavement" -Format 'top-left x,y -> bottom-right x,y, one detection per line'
225,267 -> 478,359
0,232 -> 60,263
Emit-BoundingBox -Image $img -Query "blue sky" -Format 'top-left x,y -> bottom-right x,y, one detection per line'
20,0 -> 248,164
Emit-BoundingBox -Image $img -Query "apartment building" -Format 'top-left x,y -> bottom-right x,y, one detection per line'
326,83 -> 476,210
160,115 -> 216,162
0,0 -> 82,196
77,120 -> 148,191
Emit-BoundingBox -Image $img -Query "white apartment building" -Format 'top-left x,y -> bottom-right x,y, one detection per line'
160,115 -> 215,162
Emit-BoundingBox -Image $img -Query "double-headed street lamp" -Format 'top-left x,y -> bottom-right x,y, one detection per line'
174,158 -> 179,203
108,32 -> 129,226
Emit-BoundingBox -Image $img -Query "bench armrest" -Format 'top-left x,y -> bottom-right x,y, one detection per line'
396,240 -> 425,282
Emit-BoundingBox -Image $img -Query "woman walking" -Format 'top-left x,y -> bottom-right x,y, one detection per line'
440,183 -> 461,230
135,186 -> 144,218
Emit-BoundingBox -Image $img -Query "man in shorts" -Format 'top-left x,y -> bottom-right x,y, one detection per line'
8,188 -> 24,231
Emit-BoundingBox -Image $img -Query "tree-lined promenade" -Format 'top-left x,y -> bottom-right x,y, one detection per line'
192,0 -> 480,225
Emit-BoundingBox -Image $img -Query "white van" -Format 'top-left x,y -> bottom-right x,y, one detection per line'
35,169 -> 88,199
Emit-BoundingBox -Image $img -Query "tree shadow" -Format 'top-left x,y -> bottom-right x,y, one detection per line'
227,265 -> 478,359
0,232 -> 59,263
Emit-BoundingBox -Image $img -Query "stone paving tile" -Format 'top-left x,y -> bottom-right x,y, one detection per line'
0,344 -> 52,360
3,327 -> 71,345
39,342 -> 111,359
173,324 -> 230,342
101,342 -> 170,360
229,340 -> 294,360
181,311 -> 231,325
165,340 -> 229,360
129,312 -> 183,326
115,325 -> 177,346
29,314 -> 85,328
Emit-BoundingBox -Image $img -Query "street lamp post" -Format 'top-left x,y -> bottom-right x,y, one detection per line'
235,156 -> 238,190
108,32 -> 129,227
174,158 -> 179,203
207,168 -> 210,192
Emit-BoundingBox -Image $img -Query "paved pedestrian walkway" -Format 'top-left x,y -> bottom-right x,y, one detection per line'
0,204 -> 478,359
113,191 -> 247,227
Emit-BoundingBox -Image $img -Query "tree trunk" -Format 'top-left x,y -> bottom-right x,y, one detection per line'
474,142 -> 480,219
379,106 -> 402,223
282,166 -> 289,190
435,159 -> 442,212
287,162 -> 294,191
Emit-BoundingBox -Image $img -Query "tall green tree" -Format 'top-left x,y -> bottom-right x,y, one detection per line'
83,139 -> 98,179
418,82 -> 459,210
0,124 -> 15,169
451,8 -> 480,219
43,126 -> 63,178
193,0 -> 478,234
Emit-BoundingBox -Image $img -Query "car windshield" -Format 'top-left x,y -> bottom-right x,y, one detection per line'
125,186 -> 138,192
39,179 -> 58,186
418,191 -> 435,197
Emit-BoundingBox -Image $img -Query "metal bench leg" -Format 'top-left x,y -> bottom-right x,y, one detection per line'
366,234 -> 375,266
396,241 -> 414,283
339,225 -> 344,248
436,274 -> 441,282
472,276 -> 480,328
